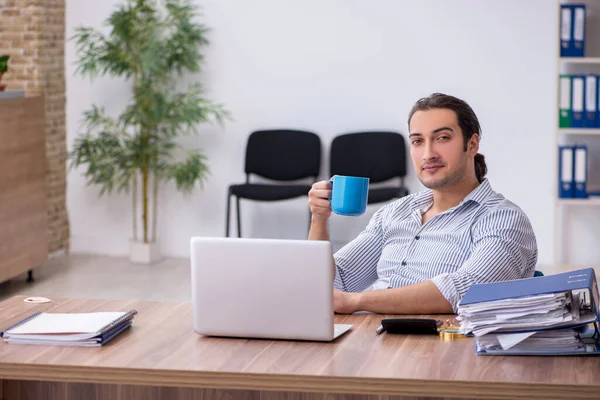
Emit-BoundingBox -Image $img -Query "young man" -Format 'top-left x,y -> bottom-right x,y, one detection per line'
308,93 -> 538,315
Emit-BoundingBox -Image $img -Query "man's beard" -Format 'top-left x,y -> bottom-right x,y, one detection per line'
419,154 -> 468,190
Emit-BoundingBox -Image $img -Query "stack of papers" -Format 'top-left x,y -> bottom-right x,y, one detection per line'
456,268 -> 600,355
475,325 -> 598,354
457,291 -> 588,337
1,310 -> 137,347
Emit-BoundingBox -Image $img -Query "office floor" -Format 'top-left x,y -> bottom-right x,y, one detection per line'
0,255 -> 192,303
0,255 -> 595,304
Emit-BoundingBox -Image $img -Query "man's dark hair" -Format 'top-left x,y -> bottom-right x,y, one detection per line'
407,93 -> 487,183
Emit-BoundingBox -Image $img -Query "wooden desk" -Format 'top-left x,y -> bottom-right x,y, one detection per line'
0,296 -> 598,400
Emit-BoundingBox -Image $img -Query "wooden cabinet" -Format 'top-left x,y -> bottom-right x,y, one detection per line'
0,96 -> 48,282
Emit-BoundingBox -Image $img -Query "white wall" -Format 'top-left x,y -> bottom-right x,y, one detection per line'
66,0 -> 561,265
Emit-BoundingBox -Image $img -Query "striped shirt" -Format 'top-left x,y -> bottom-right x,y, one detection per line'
333,179 -> 538,311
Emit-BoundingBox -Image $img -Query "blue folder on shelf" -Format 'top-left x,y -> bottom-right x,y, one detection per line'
585,75 -> 598,127
458,268 -> 600,356
558,145 -> 575,198
574,144 -> 588,198
560,5 -> 574,57
573,4 -> 586,57
560,4 -> 586,57
571,75 -> 585,127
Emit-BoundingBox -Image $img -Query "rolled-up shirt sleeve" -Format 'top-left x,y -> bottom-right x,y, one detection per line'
430,207 -> 538,312
333,207 -> 387,292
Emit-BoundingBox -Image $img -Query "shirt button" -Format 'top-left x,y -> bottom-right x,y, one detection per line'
415,235 -> 420,240
401,261 -> 407,266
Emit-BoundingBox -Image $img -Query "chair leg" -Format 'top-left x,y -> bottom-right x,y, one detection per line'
225,191 -> 232,237
236,196 -> 242,238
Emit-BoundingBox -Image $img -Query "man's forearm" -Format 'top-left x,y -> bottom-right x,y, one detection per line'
308,217 -> 330,241
356,280 -> 454,314
308,217 -> 337,280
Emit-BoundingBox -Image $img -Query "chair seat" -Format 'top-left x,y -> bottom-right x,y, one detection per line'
229,183 -> 311,201
368,187 -> 409,204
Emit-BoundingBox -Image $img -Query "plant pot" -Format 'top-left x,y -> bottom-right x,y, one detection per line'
129,239 -> 162,264
0,82 -> 5,92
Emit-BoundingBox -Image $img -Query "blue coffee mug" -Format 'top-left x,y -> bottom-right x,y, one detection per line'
329,175 -> 370,216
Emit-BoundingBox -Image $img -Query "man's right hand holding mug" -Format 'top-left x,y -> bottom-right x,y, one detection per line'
308,179 -> 333,223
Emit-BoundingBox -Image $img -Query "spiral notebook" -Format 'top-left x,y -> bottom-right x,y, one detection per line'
1,310 -> 137,347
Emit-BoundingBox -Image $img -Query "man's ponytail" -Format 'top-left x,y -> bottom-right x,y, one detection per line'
474,153 -> 487,183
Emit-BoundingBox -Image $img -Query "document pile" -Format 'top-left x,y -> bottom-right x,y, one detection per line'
1,310 -> 137,347
457,268 -> 600,355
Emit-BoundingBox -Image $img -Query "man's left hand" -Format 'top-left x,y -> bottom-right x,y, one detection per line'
333,289 -> 362,314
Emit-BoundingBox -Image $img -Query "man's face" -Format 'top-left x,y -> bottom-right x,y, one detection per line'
408,108 -> 477,190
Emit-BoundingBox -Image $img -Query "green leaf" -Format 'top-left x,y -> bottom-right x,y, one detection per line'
0,55 -> 10,73
68,106 -> 136,196
166,149 -> 210,194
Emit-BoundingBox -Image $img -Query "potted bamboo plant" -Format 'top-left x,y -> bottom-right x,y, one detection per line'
69,0 -> 230,263
0,55 -> 9,91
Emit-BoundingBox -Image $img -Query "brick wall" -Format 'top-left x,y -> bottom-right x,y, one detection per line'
0,0 -> 69,254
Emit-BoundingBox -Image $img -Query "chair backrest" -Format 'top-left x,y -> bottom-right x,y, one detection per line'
245,129 -> 322,181
330,131 -> 407,183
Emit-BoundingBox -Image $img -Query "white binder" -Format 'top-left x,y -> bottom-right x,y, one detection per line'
571,76 -> 585,127
559,146 -> 574,198
585,75 -> 597,127
574,145 -> 588,198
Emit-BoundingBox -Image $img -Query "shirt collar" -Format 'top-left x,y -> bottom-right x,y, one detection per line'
411,188 -> 434,212
410,179 -> 494,212
461,178 -> 494,205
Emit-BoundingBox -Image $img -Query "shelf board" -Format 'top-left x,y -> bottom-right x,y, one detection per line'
558,128 -> 600,135
560,57 -> 600,64
557,198 -> 600,205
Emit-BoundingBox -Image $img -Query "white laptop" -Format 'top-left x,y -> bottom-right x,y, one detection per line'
190,237 -> 352,341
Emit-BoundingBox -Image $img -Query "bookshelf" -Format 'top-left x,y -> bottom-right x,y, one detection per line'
555,0 -> 600,269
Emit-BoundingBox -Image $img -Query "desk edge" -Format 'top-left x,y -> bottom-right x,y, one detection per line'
0,364 -> 598,399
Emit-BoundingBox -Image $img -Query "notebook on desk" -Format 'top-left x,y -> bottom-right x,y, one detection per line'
1,310 -> 137,347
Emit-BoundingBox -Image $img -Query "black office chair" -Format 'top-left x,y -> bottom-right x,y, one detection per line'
226,129 -> 322,237
330,131 -> 409,205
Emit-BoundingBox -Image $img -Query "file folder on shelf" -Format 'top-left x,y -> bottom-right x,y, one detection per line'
561,4 -> 586,57
560,5 -> 574,57
558,145 -> 575,198
574,144 -> 588,198
597,76 -> 600,127
585,75 -> 597,128
559,75 -> 572,128
573,4 -> 586,57
457,268 -> 600,356
571,75 -> 585,127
